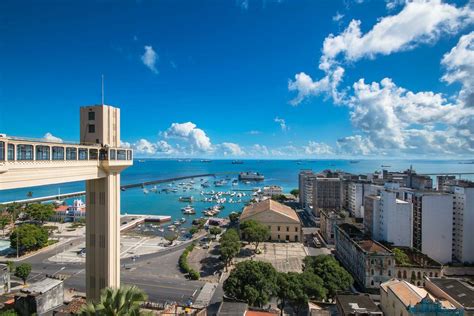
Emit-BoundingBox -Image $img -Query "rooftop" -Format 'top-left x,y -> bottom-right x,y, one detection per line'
217,300 -> 248,316
428,278 -> 474,308
241,199 -> 300,223
338,223 -> 392,255
382,279 -> 456,310
336,294 -> 381,314
390,246 -> 442,268
21,277 -> 62,295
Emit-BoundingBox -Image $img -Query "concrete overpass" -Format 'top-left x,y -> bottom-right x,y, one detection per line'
0,104 -> 133,301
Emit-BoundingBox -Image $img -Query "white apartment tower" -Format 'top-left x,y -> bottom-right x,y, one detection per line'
452,183 -> 474,263
379,186 -> 413,247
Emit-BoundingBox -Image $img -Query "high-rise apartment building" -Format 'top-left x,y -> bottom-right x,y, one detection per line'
404,191 -> 453,264
298,170 -> 317,211
451,182 -> 474,263
379,186 -> 413,247
312,177 -> 342,216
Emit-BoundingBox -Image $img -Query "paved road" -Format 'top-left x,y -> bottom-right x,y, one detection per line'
18,235 -> 206,305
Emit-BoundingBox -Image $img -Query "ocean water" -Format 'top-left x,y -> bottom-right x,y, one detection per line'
1,159 -> 473,224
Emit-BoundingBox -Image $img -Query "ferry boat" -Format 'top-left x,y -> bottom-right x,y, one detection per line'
238,172 -> 264,182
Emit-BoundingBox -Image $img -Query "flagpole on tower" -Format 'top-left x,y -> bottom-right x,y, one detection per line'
101,74 -> 105,105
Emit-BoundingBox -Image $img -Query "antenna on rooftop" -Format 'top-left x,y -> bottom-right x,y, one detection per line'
101,74 -> 105,105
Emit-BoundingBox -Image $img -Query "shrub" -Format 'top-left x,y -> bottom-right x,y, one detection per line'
178,243 -> 200,280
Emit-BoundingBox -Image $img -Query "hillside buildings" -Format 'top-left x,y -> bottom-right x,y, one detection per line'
240,199 -> 302,242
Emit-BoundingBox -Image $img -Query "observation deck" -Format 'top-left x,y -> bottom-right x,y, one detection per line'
0,135 -> 133,190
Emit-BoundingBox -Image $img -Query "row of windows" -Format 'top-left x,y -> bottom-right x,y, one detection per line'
0,141 -> 132,161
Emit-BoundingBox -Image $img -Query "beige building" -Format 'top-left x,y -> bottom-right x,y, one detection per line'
240,199 -> 302,242
380,279 -> 461,315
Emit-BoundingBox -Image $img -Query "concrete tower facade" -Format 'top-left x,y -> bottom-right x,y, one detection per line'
80,105 -> 124,300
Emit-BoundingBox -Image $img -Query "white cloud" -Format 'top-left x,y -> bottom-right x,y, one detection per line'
289,0 -> 473,106
164,122 -> 213,152
120,141 -> 131,148
337,135 -> 376,155
441,31 -> 474,107
348,77 -> 474,155
304,141 -> 334,155
141,45 -> 158,74
332,12 -> 344,22
42,132 -> 63,143
386,0 -> 406,10
323,0 -> 472,62
133,139 -> 157,155
288,67 -> 345,105
220,142 -> 245,156
249,144 -> 269,156
274,117 -> 289,131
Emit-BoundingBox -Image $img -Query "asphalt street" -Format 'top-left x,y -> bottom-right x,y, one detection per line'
19,236 -> 206,305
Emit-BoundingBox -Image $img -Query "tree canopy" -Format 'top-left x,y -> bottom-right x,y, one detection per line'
209,226 -> 222,238
240,220 -> 270,251
228,212 -> 241,224
10,224 -> 49,253
25,203 -> 54,223
14,263 -> 31,285
219,229 -> 241,269
303,255 -> 353,298
223,260 -> 278,307
290,189 -> 299,198
392,248 -> 410,266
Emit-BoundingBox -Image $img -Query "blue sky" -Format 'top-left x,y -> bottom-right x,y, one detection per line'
0,0 -> 473,158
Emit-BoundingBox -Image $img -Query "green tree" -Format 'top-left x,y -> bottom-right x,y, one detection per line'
240,220 -> 270,252
164,232 -> 178,245
3,203 -> 23,223
290,189 -> 299,198
10,224 -> 49,253
209,226 -> 222,239
25,203 -> 54,223
303,255 -> 353,299
393,248 -> 410,266
277,272 -> 311,315
189,227 -> 199,235
219,229 -> 241,269
0,309 -> 17,316
223,260 -> 278,307
0,215 -> 10,237
300,271 -> 327,300
14,263 -> 31,285
228,212 -> 241,224
81,285 -> 148,316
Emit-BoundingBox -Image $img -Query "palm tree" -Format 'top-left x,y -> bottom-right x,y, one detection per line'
81,285 -> 149,316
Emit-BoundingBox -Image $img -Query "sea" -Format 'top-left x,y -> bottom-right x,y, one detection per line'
1,159 -> 473,225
